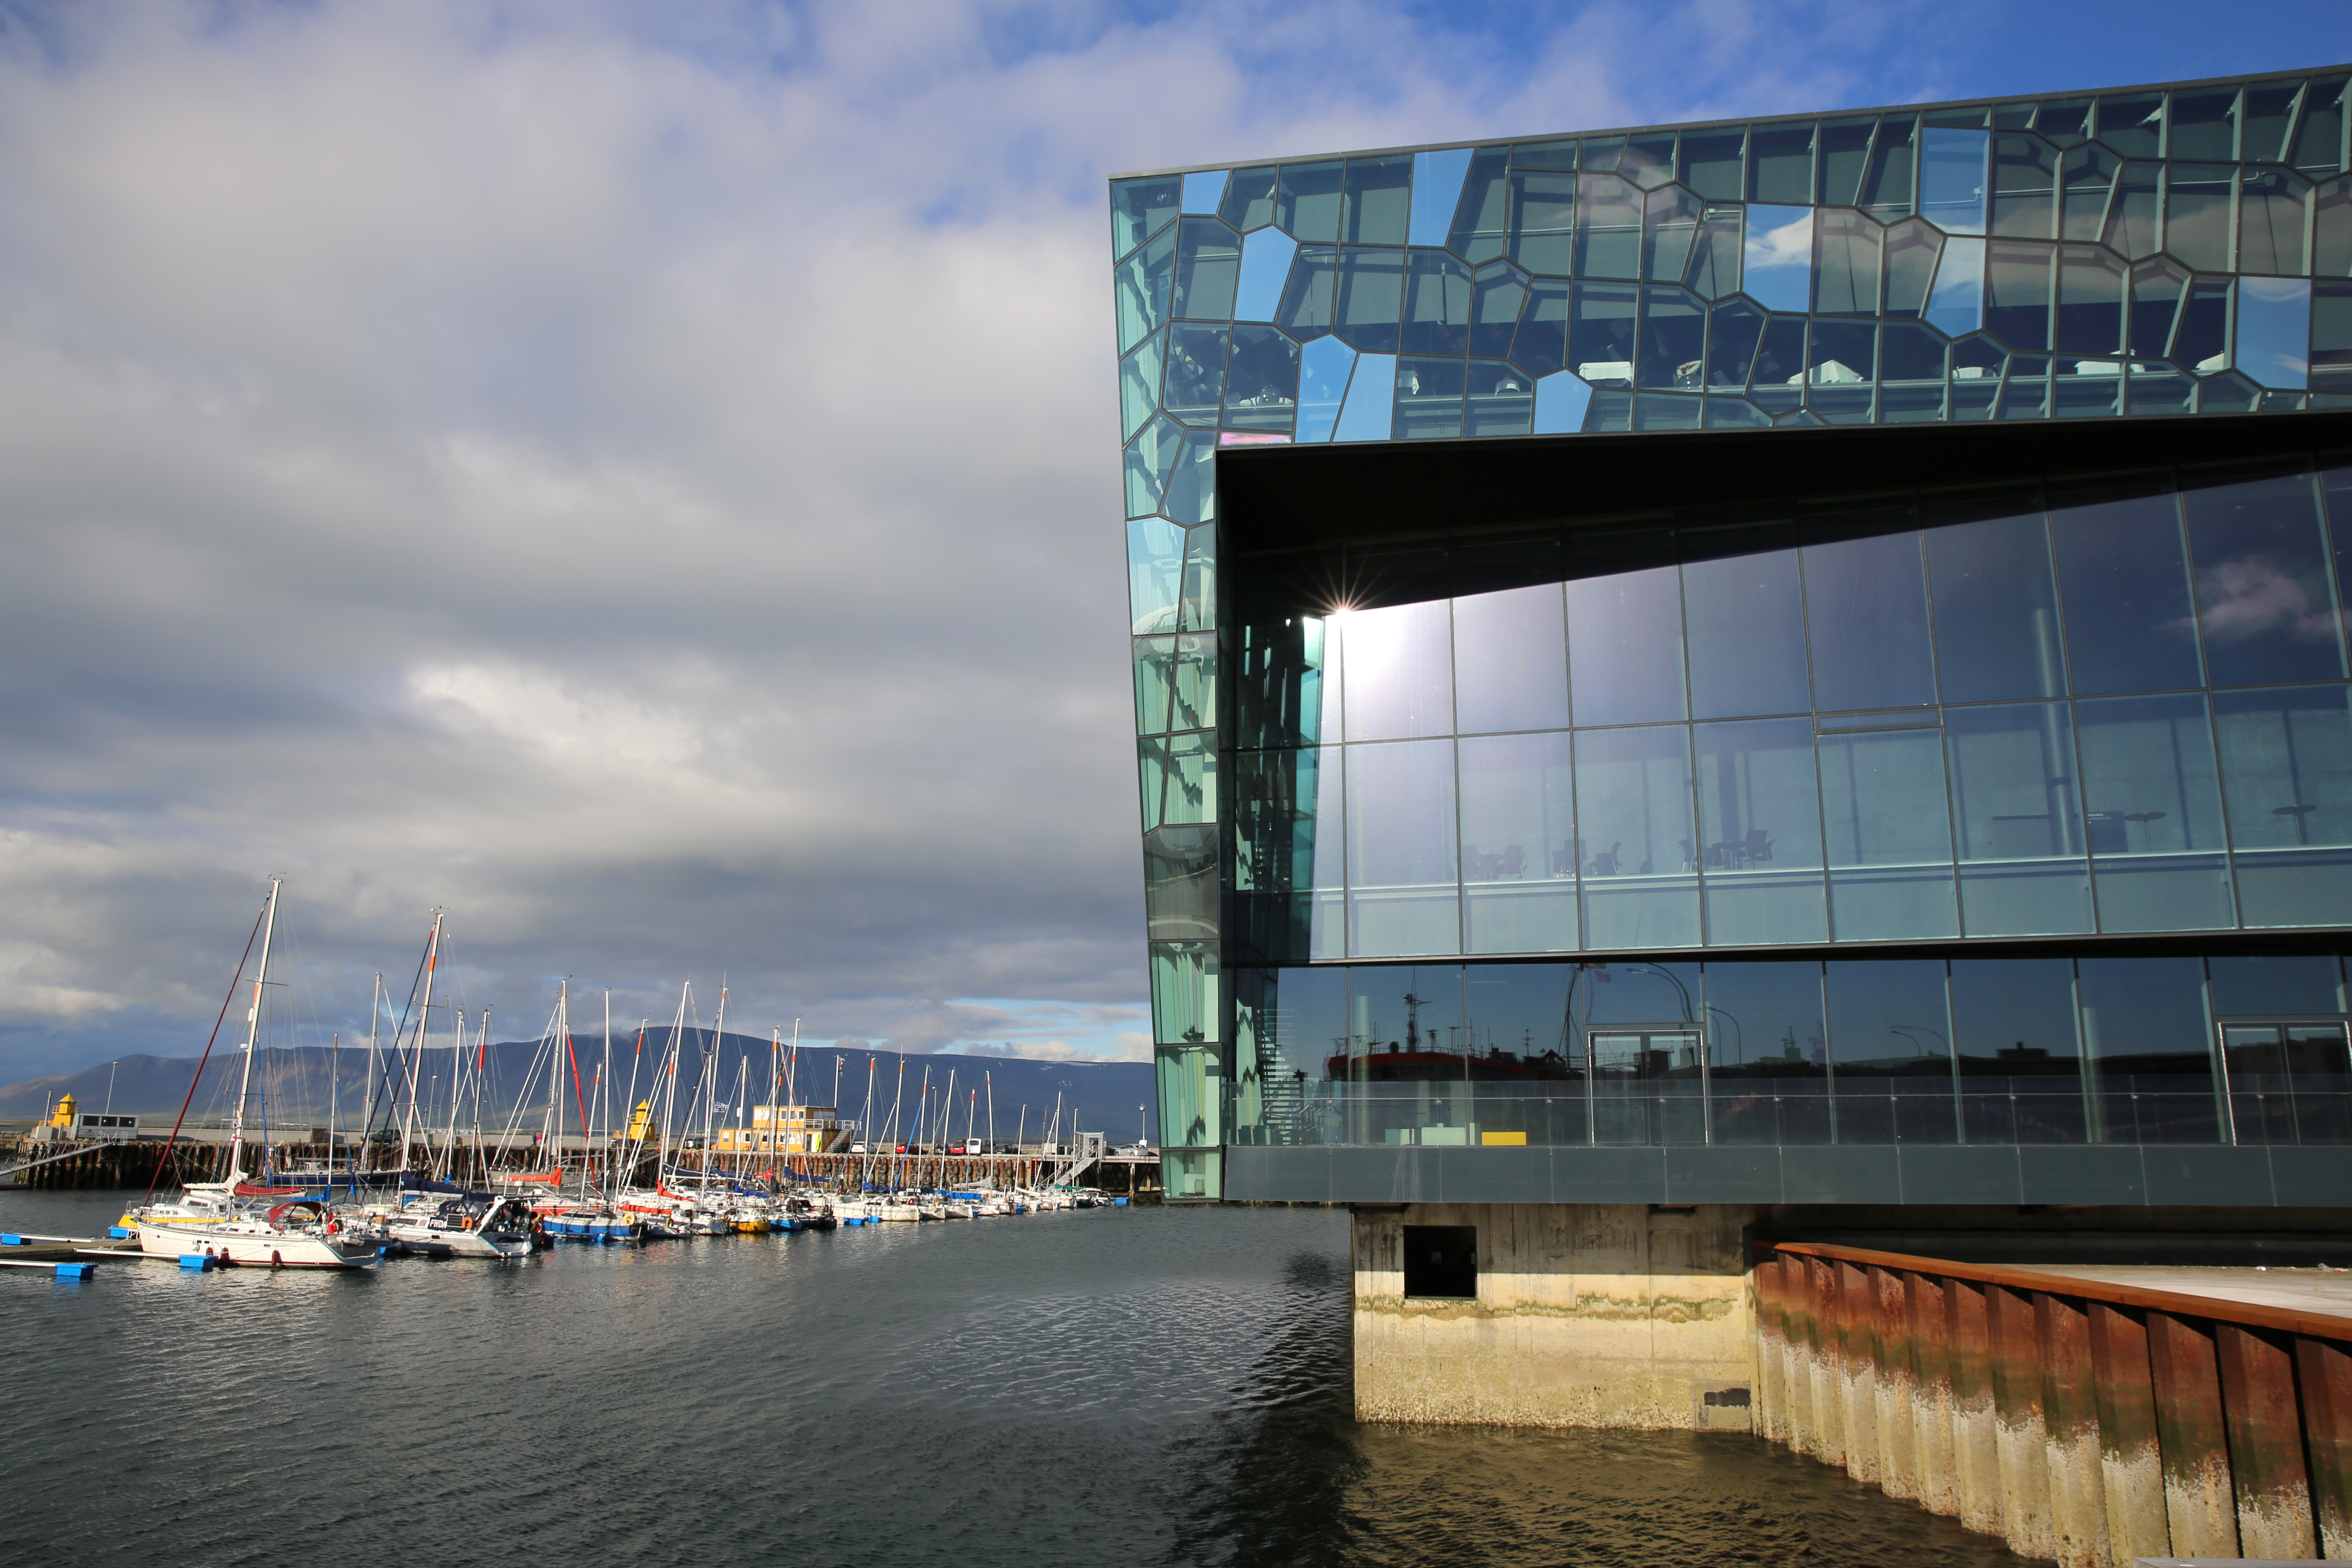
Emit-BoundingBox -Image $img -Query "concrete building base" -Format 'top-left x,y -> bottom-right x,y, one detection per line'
1352,1202 -> 1764,1431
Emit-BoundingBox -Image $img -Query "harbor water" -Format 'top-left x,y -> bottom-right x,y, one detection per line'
0,1191 -> 2017,1566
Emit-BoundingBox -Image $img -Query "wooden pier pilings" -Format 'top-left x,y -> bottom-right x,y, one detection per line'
1751,1239 -> 2352,1564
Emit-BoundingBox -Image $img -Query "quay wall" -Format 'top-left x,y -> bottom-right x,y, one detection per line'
1752,1240 -> 2352,1566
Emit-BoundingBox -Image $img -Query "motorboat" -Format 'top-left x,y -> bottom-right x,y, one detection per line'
381,1194 -> 537,1259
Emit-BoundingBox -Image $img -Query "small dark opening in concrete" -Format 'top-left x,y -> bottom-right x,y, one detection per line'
1403,1225 -> 1478,1299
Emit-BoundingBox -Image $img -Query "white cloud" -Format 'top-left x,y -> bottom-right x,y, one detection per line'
0,0 -> 2002,1077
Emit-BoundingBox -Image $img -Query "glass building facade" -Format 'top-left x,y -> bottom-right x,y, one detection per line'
1113,69 -> 2352,1203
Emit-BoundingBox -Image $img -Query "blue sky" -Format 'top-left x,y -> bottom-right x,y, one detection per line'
0,0 -> 2343,1084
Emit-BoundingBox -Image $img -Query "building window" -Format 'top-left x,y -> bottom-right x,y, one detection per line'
1402,1224 -> 1479,1298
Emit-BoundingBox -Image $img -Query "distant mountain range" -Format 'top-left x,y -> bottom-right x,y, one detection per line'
0,1031 -> 1157,1143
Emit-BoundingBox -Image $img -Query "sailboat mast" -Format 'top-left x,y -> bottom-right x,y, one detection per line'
363,973 -> 381,1173
601,990 -> 613,1198
402,913 -> 444,1170
225,877 -> 281,1184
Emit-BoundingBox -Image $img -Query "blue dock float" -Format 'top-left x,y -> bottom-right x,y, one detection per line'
54,1263 -> 94,1280
108,1226 -> 133,1240
179,1253 -> 217,1271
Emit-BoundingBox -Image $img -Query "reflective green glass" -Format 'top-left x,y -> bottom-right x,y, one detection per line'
1508,171 -> 1576,275
1747,123 -> 1814,204
2295,79 -> 2349,176
2240,167 -> 2310,276
1567,281 -> 1638,384
1156,1045 -> 1223,1154
1824,959 -> 1955,1145
1449,148 -> 1511,263
1334,249 -> 1405,352
1678,128 -> 1745,201
1395,356 -> 1465,439
2054,244 -> 2126,354
1342,155 -> 1412,245
1173,217 -> 1241,320
1410,148 -> 1474,246
1637,286 -> 1704,390
1985,239 -> 2053,349
1924,236 -> 1986,336
1223,325 -> 1299,432
1464,359 -> 1535,436
1951,957 -> 2085,1145
1882,216 -> 1944,316
1118,330 -> 1164,441
2059,144 -> 2117,241
1277,161 -> 1343,242
1511,278 -> 1568,375
1817,117 -> 1875,207
2094,94 -> 2165,158
1114,225 -> 1175,353
1469,261 -> 1530,358
2238,277 -> 2313,389
1179,521 -> 1216,627
2169,88 -> 2238,161
1862,116 -> 1918,219
1277,244 -> 1336,339
1401,250 -> 1472,355
1813,208 -> 1882,314
1160,728 -> 1216,826
1742,205 -> 1813,314
1132,635 -> 1175,735
1150,943 -> 1221,1045
1160,428 -> 1217,527
1123,414 -> 1182,520
1162,323 -> 1227,425
1991,133 -> 2058,239
1574,172 -> 1643,278
1126,517 -> 1185,635
2164,164 -> 2235,273
1644,183 -> 1702,281
1232,228 -> 1298,322
1705,298 -> 1765,388
1111,176 -> 1180,258
2105,161 -> 2161,259
1686,206 -> 1743,299
1920,127 -> 1989,234
1170,632 -> 1217,733
2077,955 -> 2220,1144
1144,823 -> 1218,944
1296,335 -> 1355,442
1220,166 -> 1279,232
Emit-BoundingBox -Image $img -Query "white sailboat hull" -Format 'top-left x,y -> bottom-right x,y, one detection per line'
137,1219 -> 380,1269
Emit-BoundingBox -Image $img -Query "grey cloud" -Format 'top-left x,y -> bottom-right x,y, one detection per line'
0,0 -> 1969,1080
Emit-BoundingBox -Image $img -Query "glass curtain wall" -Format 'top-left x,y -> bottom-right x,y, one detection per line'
1228,952 -> 2352,1149
1227,459 -> 2352,965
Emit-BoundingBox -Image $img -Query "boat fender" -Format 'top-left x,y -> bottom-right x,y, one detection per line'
270,1250 -> 283,1268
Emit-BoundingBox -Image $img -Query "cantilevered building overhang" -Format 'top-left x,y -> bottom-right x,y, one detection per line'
1111,67 -> 2352,1208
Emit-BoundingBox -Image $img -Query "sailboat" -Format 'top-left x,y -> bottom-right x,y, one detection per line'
132,880 -> 385,1269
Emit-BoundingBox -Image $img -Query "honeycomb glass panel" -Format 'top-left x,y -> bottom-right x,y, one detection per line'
1567,281 -> 1639,385
2105,161 -> 2162,259
1119,329 -> 1164,442
1333,353 -> 1396,441
1881,322 -> 1949,421
1394,356 -> 1466,440
1161,323 -> 1227,425
1686,205 -> 1744,299
1162,429 -> 1218,527
1150,943 -> 1220,1045
1644,183 -> 1702,281
2238,277 -> 2312,389
1742,205 -> 1814,314
1508,170 -> 1576,275
1223,324 -> 1300,432
1920,127 -> 1990,234
1468,261 -> 1530,359
1401,250 -> 1473,355
1450,148 -> 1511,263
1991,132 -> 2058,239
1158,728 -> 1217,827
1463,359 -> 1534,437
2060,144 -> 2118,241
1278,160 -> 1343,242
1637,286 -> 1705,391
1277,244 -> 1337,339
2054,245 -> 2126,356
1115,224 -> 1176,353
2165,164 -> 2236,274
1334,248 -> 1406,352
1233,227 -> 1298,322
1817,117 -> 1875,207
1575,172 -> 1643,278
2094,93 -> 2165,160
1127,517 -> 1185,635
1409,148 -> 1474,246
1862,115 -> 1918,220
1985,240 -> 2054,350
1747,122 -> 1815,204
1678,127 -> 1745,201
1172,217 -> 1242,320
1511,278 -> 1569,376
1124,413 -> 1182,520
2168,88 -> 2239,162
2240,167 -> 2311,276
2296,78 -> 2350,177
1813,208 -> 1882,314
1343,154 -> 1412,245
1295,335 -> 1356,443
1220,166 -> 1279,232
1112,175 -> 1180,258
1705,298 -> 1765,388
1133,634 -> 1176,735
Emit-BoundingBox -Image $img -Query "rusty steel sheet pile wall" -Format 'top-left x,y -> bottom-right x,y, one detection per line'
1753,1240 -> 2352,1566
